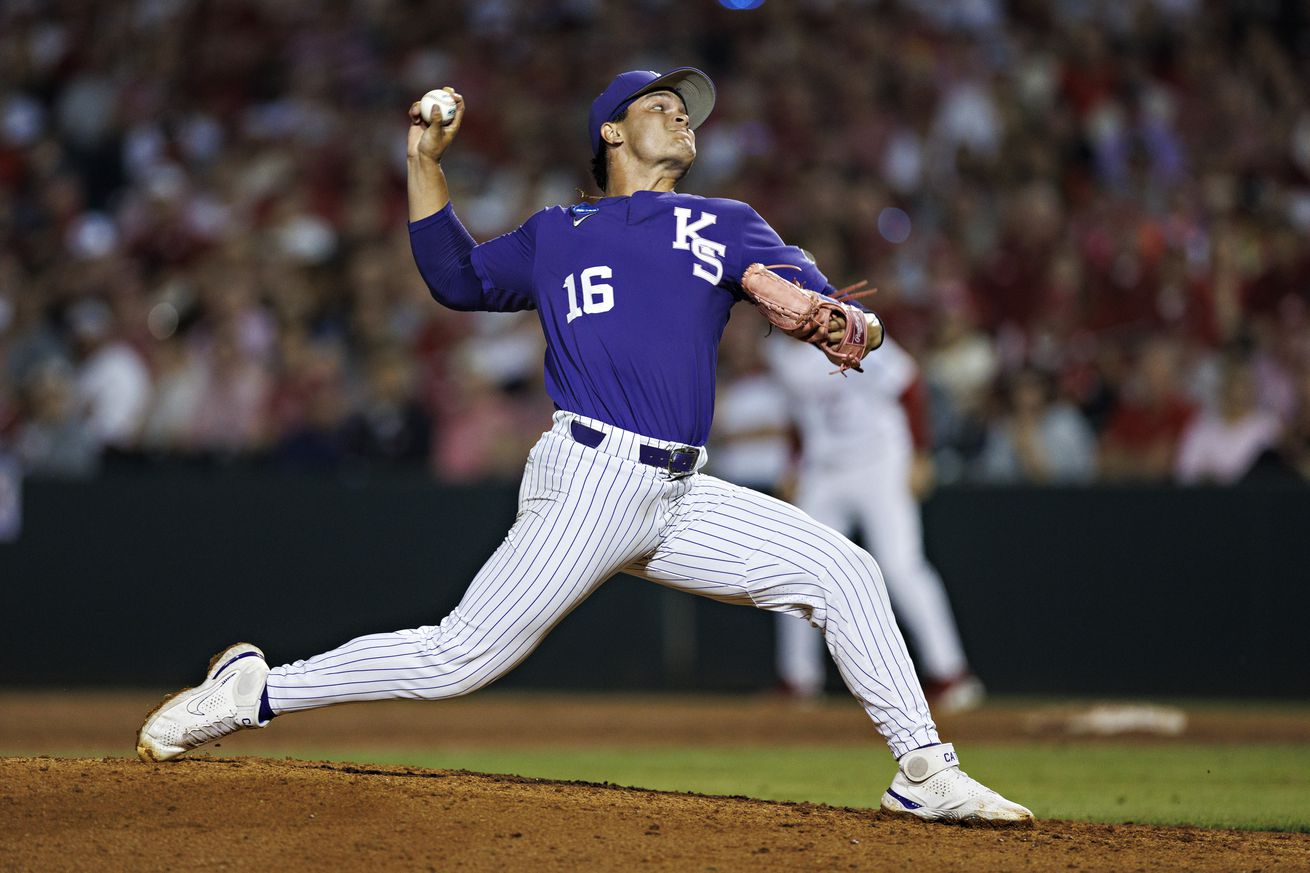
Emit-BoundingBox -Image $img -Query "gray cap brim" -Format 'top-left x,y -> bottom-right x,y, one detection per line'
631,68 -> 716,131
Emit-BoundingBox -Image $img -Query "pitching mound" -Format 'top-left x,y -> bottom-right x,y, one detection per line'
5,757 -> 1307,872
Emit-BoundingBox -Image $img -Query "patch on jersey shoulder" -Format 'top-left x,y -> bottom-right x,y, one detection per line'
569,203 -> 600,226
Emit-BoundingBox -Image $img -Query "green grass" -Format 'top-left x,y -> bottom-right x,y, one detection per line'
15,737 -> 1307,832
283,743 -> 1310,833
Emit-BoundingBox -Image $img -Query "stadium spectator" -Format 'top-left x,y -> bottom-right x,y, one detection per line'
1176,356 -> 1282,485
0,1 -> 1307,487
977,368 -> 1097,484
270,339 -> 350,471
922,298 -> 997,479
1255,366 -> 1310,482
138,335 -> 205,454
1099,337 -> 1196,481
68,299 -> 152,452
13,359 -> 99,478
340,345 -> 431,468
433,364 -> 528,483
187,327 -> 272,455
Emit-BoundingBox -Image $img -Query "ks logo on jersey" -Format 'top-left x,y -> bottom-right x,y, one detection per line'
672,207 -> 726,285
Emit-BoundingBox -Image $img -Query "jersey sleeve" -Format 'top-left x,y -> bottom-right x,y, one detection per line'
409,205 -> 536,313
468,211 -> 544,311
733,204 -> 835,297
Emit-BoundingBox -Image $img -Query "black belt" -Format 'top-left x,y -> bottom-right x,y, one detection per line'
569,421 -> 700,475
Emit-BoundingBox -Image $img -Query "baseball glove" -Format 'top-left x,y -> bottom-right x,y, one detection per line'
740,263 -> 881,372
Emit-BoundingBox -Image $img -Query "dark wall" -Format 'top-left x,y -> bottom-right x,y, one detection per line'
3,472 -> 1308,696
921,486 -> 1310,697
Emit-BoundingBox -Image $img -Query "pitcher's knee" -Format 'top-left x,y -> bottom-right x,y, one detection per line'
817,550 -> 890,605
776,598 -> 826,630
440,666 -> 498,697
401,644 -> 513,699
410,617 -> 542,699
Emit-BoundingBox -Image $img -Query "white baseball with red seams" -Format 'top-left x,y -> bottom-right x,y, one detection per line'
420,89 -> 457,125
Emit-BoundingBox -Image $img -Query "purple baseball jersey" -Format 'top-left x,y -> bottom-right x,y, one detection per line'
411,191 -> 831,446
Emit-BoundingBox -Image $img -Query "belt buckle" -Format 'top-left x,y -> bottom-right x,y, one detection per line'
667,446 -> 699,476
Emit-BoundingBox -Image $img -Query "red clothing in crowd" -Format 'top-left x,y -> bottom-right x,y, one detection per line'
1102,394 -> 1195,458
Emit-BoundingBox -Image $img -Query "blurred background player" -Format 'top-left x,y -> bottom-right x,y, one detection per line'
766,332 -> 984,713
708,316 -> 792,498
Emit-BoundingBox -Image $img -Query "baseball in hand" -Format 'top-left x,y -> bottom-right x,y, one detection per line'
420,89 -> 458,126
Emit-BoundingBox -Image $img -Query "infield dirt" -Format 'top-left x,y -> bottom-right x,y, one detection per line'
2,693 -> 1309,871
4,756 -> 1309,872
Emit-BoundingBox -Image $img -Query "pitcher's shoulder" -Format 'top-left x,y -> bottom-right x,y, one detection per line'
534,204 -> 575,222
655,193 -> 760,226
511,204 -> 577,238
664,192 -> 752,212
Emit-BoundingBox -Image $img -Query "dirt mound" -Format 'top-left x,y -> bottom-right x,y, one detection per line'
4,757 -> 1307,872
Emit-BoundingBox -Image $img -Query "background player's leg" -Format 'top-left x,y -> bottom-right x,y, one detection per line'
265,430 -> 664,714
774,476 -> 853,697
775,611 -> 826,697
856,466 -> 969,683
628,475 -> 937,758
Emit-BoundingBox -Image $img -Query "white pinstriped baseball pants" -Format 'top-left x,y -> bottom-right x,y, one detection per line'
777,455 -> 970,694
266,411 -> 939,758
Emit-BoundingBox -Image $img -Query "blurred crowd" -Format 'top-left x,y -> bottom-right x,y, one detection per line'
1,0 -> 1308,486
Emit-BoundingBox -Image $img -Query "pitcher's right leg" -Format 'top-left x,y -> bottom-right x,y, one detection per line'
264,434 -> 662,713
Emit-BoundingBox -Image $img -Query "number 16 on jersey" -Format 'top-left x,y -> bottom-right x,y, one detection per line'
564,266 -> 614,323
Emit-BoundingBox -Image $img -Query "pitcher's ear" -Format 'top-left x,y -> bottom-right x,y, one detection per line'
601,121 -> 623,146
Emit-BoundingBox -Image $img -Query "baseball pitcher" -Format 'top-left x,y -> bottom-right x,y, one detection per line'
137,68 -> 1031,825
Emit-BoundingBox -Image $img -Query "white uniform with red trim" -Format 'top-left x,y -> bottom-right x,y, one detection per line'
766,335 -> 969,695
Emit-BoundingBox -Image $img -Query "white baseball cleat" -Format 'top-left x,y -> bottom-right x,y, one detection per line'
880,743 -> 1034,826
136,643 -> 270,762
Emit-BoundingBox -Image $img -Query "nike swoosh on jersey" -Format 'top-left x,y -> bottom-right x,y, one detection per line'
572,213 -> 597,227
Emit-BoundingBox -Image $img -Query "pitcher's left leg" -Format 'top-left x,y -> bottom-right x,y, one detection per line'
628,474 -> 1033,824
774,477 -> 855,698
630,475 -> 937,758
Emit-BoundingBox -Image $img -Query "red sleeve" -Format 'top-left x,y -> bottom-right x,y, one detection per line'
899,375 -> 931,451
